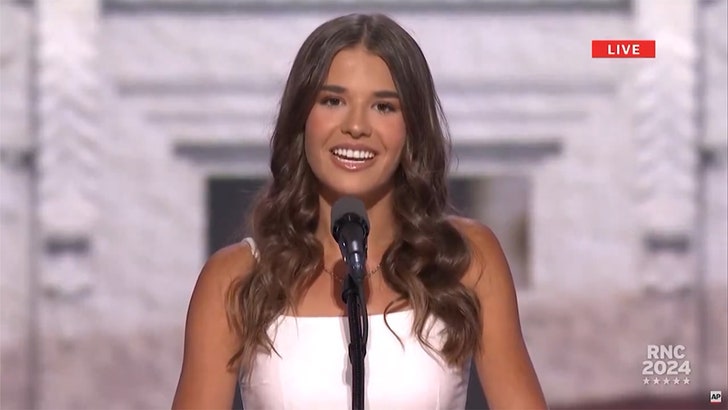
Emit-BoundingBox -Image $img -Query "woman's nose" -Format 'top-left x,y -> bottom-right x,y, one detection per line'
341,105 -> 371,138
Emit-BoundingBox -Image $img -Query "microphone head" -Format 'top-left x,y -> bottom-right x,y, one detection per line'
330,196 -> 369,240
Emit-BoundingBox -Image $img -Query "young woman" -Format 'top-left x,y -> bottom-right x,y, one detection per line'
172,13 -> 547,410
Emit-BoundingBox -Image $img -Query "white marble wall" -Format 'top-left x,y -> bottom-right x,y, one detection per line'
700,0 -> 728,394
1,2 -> 34,408
1,0 -> 726,408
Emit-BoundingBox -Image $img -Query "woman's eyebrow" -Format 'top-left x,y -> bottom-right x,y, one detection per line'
320,84 -> 399,99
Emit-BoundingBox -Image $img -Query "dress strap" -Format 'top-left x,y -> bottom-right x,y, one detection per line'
242,237 -> 260,260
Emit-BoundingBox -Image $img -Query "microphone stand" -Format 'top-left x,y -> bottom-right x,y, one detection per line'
341,268 -> 368,410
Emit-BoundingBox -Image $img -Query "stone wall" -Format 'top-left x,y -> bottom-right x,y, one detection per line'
1,2 -> 34,408
701,0 -> 728,394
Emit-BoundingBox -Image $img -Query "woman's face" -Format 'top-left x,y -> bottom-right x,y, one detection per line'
304,46 -> 407,201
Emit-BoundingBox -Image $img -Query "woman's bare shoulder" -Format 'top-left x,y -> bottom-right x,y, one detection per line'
445,215 -> 505,288
185,240 -> 257,332
171,240 -> 257,408
197,239 -> 257,290
446,215 -> 487,234
446,218 -> 547,408
446,215 -> 500,254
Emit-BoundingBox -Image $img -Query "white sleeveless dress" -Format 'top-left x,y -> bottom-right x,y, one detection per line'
239,237 -> 471,410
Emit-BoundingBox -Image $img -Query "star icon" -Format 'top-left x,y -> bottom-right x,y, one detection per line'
682,377 -> 690,384
663,377 -> 670,385
643,377 -> 650,385
673,377 -> 681,385
653,377 -> 660,384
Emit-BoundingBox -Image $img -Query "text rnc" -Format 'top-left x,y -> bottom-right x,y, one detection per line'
647,344 -> 686,359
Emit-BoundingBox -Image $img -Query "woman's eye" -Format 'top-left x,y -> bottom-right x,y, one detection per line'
375,103 -> 396,113
321,97 -> 342,106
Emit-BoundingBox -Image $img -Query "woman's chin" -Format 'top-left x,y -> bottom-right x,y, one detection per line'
319,181 -> 393,205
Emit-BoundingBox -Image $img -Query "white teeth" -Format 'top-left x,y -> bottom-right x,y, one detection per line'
332,148 -> 375,160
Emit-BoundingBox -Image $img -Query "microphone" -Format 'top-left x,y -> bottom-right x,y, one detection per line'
330,196 -> 370,282
331,196 -> 370,410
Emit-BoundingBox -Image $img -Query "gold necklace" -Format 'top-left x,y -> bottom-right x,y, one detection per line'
322,263 -> 382,282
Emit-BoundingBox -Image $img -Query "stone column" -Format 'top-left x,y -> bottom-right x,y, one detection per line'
1,3 -> 34,408
632,0 -> 702,393
34,1 -> 101,408
634,0 -> 699,292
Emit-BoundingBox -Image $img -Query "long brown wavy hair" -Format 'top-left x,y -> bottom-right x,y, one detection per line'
226,13 -> 482,379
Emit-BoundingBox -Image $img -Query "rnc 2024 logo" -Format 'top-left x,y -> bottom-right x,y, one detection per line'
641,344 -> 691,386
642,345 -> 724,405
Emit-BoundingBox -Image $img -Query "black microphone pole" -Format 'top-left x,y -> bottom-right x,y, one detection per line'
331,197 -> 370,410
343,273 -> 366,410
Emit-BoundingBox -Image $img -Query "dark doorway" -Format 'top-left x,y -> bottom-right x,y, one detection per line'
207,177 -> 266,255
